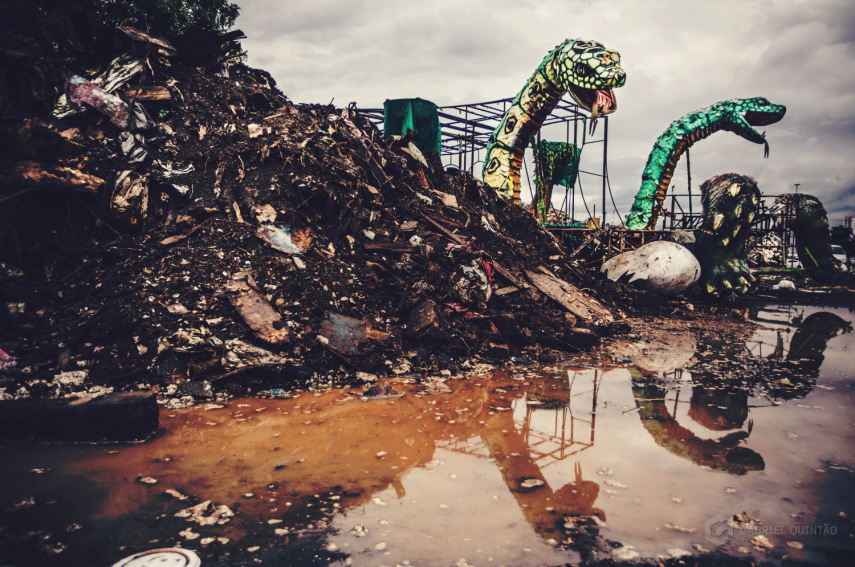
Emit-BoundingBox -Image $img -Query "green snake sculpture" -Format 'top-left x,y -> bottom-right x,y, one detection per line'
482,39 -> 626,203
624,97 -> 786,230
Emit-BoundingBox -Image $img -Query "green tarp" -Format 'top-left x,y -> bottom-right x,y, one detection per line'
383,98 -> 441,155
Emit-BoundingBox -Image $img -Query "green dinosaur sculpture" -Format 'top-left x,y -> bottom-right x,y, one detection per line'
693,173 -> 761,294
530,138 -> 581,222
776,193 -> 846,276
482,39 -> 626,204
625,97 -> 786,230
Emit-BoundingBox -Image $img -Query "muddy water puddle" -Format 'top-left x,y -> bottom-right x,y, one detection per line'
1,304 -> 854,566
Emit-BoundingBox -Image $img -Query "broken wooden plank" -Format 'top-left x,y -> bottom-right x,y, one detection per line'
225,278 -> 289,344
569,225 -> 614,259
524,267 -> 614,324
420,212 -> 467,245
337,120 -> 391,188
494,285 -> 520,296
121,85 -> 172,101
1,119 -> 84,160
491,260 -> 530,291
118,25 -> 177,56
364,241 -> 418,253
0,160 -> 104,197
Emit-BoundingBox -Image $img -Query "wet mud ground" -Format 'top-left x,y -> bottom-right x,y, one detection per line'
1,302 -> 853,567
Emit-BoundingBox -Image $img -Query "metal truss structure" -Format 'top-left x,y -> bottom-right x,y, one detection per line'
358,98 -> 611,224
360,101 -> 818,269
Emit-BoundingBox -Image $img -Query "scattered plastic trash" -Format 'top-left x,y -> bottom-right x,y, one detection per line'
171,184 -> 192,197
319,312 -> 391,356
258,388 -> 290,399
175,500 -> 234,526
158,161 -> 195,178
256,224 -> 312,254
119,131 -> 148,163
772,279 -> 796,290
65,74 -> 130,129
110,170 -> 149,221
0,348 -> 17,371
361,383 -> 403,400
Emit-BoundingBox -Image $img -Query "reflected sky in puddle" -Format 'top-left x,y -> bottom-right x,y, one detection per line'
1,304 -> 854,566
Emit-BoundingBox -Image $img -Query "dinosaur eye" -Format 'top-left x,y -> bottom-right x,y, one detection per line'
756,98 -> 769,105
571,40 -> 591,54
574,62 -> 593,78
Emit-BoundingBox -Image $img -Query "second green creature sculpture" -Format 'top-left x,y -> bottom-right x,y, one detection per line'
625,97 -> 787,231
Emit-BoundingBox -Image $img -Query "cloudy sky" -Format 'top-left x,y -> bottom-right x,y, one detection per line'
236,0 -> 855,225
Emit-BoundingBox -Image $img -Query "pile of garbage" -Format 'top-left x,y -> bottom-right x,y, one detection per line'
0,25 -> 632,401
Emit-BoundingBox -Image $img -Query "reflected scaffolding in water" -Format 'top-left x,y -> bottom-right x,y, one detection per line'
0,306 -> 853,566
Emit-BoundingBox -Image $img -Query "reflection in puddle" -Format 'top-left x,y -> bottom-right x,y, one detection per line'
631,377 -> 764,475
1,305 -> 853,566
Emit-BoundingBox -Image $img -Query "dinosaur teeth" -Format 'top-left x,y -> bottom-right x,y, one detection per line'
590,103 -> 599,135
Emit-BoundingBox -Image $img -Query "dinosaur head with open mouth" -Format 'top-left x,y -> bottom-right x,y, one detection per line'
553,39 -> 626,133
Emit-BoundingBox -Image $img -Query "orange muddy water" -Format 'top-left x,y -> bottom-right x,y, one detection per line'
1,304 -> 854,566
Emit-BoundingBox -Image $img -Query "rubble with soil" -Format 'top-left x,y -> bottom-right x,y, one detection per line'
0,27 -> 641,404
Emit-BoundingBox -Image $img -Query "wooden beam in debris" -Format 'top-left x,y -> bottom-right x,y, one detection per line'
420,212 -> 467,245
525,267 -> 613,324
118,25 -> 177,56
363,241 -> 418,253
121,85 -> 172,101
0,161 -> 104,199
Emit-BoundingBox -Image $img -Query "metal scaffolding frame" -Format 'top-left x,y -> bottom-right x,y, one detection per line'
358,98 -> 611,225
661,187 -> 808,267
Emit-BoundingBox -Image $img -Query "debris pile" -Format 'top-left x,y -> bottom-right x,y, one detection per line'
0,25 -> 631,401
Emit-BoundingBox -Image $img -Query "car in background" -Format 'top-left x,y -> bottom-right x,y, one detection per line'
831,244 -> 847,265
785,253 -> 802,269
830,245 -> 849,272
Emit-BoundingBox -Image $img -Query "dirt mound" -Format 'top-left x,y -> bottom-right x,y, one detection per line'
0,33 -> 634,400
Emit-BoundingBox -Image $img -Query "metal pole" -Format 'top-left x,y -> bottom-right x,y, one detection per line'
686,148 -> 692,223
572,116 -> 578,222
463,108 -> 468,172
602,117 -> 608,226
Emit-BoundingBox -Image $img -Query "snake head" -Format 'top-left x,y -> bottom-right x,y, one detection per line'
719,97 -> 786,152
740,97 -> 786,127
554,39 -> 626,120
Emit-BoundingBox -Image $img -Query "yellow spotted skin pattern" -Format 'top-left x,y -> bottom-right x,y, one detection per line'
482,39 -> 626,203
